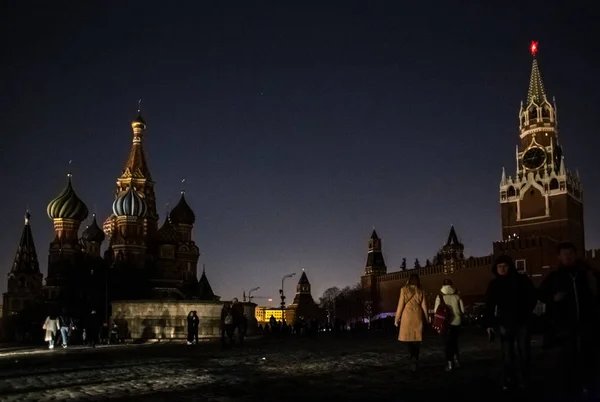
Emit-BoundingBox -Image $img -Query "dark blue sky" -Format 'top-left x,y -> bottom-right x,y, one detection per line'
1,2 -> 598,302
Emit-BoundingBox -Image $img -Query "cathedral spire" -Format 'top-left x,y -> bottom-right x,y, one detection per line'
10,211 -> 40,275
527,41 -> 547,105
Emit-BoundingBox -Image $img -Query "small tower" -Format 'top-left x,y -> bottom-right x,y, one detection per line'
364,229 -> 387,275
2,211 -> 44,317
288,270 -> 318,321
81,214 -> 105,257
170,191 -> 200,283
111,186 -> 148,266
196,266 -> 218,301
441,225 -> 464,274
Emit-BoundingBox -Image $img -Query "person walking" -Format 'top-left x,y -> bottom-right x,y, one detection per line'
434,279 -> 465,371
58,309 -> 74,348
42,314 -> 60,349
538,242 -> 599,397
484,255 -> 537,391
187,311 -> 199,345
231,298 -> 245,345
86,310 -> 101,348
394,274 -> 429,373
220,302 -> 234,348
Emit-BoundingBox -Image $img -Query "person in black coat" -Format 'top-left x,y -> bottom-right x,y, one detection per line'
85,310 -> 101,348
484,255 -> 537,390
186,311 -> 199,345
538,242 -> 599,396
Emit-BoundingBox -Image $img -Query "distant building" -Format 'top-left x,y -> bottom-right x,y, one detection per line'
255,271 -> 322,324
362,46 -> 596,316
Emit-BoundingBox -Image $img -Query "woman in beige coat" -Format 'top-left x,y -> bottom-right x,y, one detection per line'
394,274 -> 429,371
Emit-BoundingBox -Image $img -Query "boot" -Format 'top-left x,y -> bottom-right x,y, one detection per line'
445,361 -> 453,371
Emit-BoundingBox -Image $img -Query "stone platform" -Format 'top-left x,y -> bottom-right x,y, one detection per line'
111,300 -> 256,340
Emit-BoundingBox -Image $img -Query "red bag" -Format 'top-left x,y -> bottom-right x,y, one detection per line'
432,293 -> 451,335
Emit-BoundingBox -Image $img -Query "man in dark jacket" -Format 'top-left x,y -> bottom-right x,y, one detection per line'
485,255 -> 537,390
538,242 -> 599,396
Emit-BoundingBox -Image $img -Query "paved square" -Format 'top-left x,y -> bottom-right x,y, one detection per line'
0,330 -> 584,401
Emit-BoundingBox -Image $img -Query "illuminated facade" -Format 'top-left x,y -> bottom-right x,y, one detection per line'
5,112 -> 217,319
362,45 -> 597,316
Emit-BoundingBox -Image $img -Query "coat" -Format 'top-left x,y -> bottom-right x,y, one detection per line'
434,285 -> 465,326
43,317 -> 59,342
395,285 -> 428,342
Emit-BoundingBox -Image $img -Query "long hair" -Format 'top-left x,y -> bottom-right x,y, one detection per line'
443,279 -> 453,286
406,274 -> 421,288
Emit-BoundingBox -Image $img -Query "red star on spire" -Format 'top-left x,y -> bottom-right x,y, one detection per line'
530,41 -> 538,56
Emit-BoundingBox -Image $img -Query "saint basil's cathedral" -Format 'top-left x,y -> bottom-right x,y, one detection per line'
3,112 -> 218,322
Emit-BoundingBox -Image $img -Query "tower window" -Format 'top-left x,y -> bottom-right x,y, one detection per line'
550,179 -> 558,190
507,186 -> 516,197
528,107 -> 538,120
542,107 -> 551,118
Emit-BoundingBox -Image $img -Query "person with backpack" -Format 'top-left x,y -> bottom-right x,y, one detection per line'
484,255 -> 537,391
394,274 -> 429,373
433,279 -> 465,371
538,242 -> 600,397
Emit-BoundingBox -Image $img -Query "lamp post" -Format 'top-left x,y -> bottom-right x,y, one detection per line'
280,273 -> 296,322
248,287 -> 260,304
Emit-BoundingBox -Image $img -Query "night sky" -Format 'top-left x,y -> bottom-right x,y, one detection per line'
1,2 -> 598,302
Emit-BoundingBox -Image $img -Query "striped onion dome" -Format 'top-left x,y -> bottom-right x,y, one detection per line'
47,175 -> 89,221
112,186 -> 147,217
82,214 -> 106,243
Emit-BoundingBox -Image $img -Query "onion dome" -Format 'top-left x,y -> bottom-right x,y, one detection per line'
47,174 -> 89,221
112,186 -> 148,217
157,213 -> 178,244
170,191 -> 195,225
82,214 -> 106,243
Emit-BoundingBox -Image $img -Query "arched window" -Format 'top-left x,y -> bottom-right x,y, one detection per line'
529,107 -> 538,120
542,106 -> 551,118
550,179 -> 559,190
507,186 -> 516,197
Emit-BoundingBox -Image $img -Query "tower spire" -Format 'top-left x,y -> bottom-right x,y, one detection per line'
527,41 -> 547,105
11,211 -> 40,274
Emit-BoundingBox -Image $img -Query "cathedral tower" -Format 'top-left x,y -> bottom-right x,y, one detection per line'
81,214 -> 105,257
364,229 -> 387,275
46,174 -> 89,292
111,186 -> 148,266
169,191 -> 200,282
105,111 -> 158,239
499,42 -> 584,253
2,212 -> 44,317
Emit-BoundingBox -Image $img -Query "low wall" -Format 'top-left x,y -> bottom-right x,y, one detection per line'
111,300 -> 257,340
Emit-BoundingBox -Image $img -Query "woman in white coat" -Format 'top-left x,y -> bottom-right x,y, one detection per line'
43,314 -> 60,349
434,279 -> 465,371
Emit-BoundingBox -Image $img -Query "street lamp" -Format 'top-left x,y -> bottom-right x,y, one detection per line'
248,287 -> 260,303
279,273 -> 295,322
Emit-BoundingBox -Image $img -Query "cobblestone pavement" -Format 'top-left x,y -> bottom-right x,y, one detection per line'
0,330 -> 595,401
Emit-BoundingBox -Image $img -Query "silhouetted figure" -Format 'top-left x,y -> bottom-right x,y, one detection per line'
86,310 -> 101,348
484,255 -> 536,391
221,303 -> 234,347
231,298 -> 245,345
395,274 -> 429,373
539,242 -> 600,397
58,309 -> 74,348
187,311 -> 199,345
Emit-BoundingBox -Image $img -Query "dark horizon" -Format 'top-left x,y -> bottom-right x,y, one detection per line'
1,2 -> 598,301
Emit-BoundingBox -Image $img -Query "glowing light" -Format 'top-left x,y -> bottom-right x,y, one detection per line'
530,41 -> 538,56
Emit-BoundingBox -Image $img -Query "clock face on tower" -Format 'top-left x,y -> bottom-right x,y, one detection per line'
522,147 -> 546,170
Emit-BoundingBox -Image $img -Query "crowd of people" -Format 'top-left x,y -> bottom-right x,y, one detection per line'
394,241 -> 599,398
42,309 -> 119,349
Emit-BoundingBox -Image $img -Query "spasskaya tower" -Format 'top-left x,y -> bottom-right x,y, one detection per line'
499,42 -> 584,254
